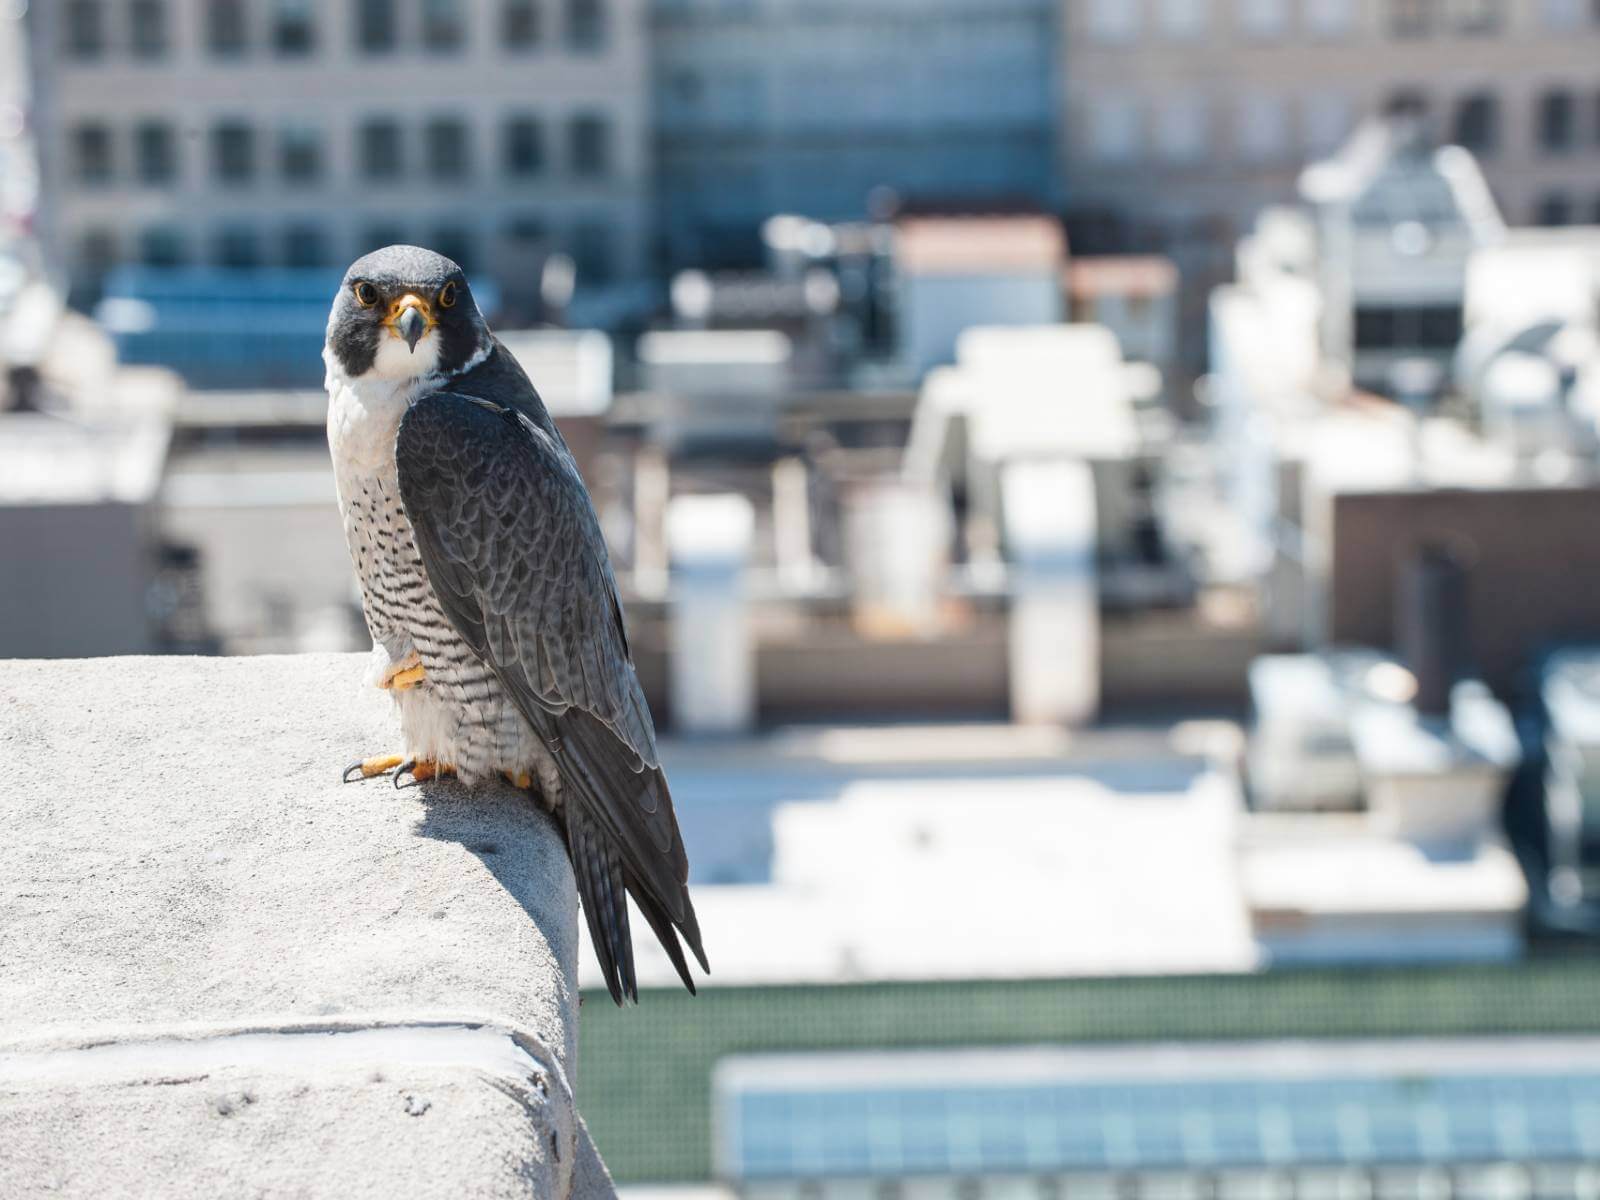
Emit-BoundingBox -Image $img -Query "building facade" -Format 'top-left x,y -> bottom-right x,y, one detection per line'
27,0 -> 650,311
1061,0 -> 1600,366
652,0 -> 1058,271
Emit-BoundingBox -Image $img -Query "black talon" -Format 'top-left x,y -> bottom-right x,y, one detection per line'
342,761 -> 365,784
394,760 -> 418,789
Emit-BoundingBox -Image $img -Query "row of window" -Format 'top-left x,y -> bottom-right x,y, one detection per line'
69,113 -> 613,187
1087,86 -> 1600,165
1088,91 -> 1352,164
1535,190 -> 1600,227
1416,87 -> 1600,156
61,0 -> 607,60
76,217 -> 619,280
1086,0 -> 1597,44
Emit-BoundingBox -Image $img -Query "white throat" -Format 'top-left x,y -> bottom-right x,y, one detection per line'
324,344 -> 438,475
323,332 -> 492,473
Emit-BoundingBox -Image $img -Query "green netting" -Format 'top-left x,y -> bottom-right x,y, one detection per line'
577,958 -> 1600,1182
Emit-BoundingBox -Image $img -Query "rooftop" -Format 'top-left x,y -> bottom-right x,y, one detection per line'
0,411 -> 170,505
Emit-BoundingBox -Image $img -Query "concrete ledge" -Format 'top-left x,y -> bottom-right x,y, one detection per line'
0,654 -> 613,1198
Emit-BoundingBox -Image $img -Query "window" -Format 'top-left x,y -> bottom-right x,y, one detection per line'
1237,94 -> 1288,161
1384,90 -> 1429,119
72,123 -> 113,185
356,0 -> 397,52
280,124 -> 322,183
667,69 -> 703,109
273,0 -> 316,55
1390,0 -> 1433,36
361,119 -> 404,179
130,0 -> 168,58
63,1 -> 104,59
1159,0 -> 1209,39
1155,95 -> 1208,162
1305,0 -> 1354,35
504,0 -> 541,46
215,225 -> 261,269
566,0 -> 605,50
140,225 -> 185,267
422,0 -> 466,50
568,113 -> 610,177
283,224 -> 330,267
211,121 -> 255,184
426,117 -> 470,179
1539,89 -> 1576,154
1451,0 -> 1501,32
1089,96 -> 1141,163
1087,0 -> 1140,42
135,121 -> 177,184
1452,92 -> 1497,153
502,115 -> 545,176
571,222 -> 614,285
1236,0 -> 1286,37
1537,192 -> 1572,226
1354,305 -> 1461,349
430,226 -> 475,272
505,215 -> 546,244
208,0 -> 248,56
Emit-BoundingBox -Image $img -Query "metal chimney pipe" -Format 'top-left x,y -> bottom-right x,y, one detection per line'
1396,542 -> 1470,718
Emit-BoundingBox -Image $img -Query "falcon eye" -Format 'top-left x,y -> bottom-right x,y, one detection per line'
438,282 -> 458,309
353,281 -> 378,307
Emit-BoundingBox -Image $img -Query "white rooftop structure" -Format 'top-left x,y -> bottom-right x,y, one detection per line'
636,329 -> 792,399
497,330 -> 615,419
601,714 -> 1532,991
0,413 -> 168,506
1300,119 -> 1504,391
607,759 -> 1255,990
905,323 -> 1140,489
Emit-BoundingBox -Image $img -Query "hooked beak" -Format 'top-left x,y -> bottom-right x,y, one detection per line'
395,305 -> 426,352
386,294 -> 434,353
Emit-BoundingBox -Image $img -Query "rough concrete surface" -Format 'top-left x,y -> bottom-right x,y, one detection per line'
0,654 -> 614,1198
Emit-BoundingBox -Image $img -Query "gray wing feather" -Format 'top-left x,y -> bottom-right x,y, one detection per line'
395,390 -> 706,1002
398,392 -> 659,766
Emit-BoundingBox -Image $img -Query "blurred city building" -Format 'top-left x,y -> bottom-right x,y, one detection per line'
894,213 -> 1067,377
1061,0 -> 1600,369
1300,117 -> 1502,393
1211,117 -> 1600,954
0,0 -> 37,231
25,0 -> 651,323
1065,253 -> 1180,379
651,0 -> 1057,272
0,250 -> 188,656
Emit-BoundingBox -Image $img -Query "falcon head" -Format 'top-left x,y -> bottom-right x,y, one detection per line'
325,245 -> 489,383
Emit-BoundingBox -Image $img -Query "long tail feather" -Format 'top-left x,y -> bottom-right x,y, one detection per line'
564,803 -> 636,1006
627,868 -> 697,995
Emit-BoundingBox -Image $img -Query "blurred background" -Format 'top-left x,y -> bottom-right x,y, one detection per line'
8,0 -> 1600,1194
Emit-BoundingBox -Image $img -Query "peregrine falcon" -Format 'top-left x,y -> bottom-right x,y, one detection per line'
324,245 -> 706,1005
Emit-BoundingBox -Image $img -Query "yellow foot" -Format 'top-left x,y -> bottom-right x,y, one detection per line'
378,652 -> 426,691
343,753 -> 406,782
341,754 -> 454,787
503,770 -> 533,789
